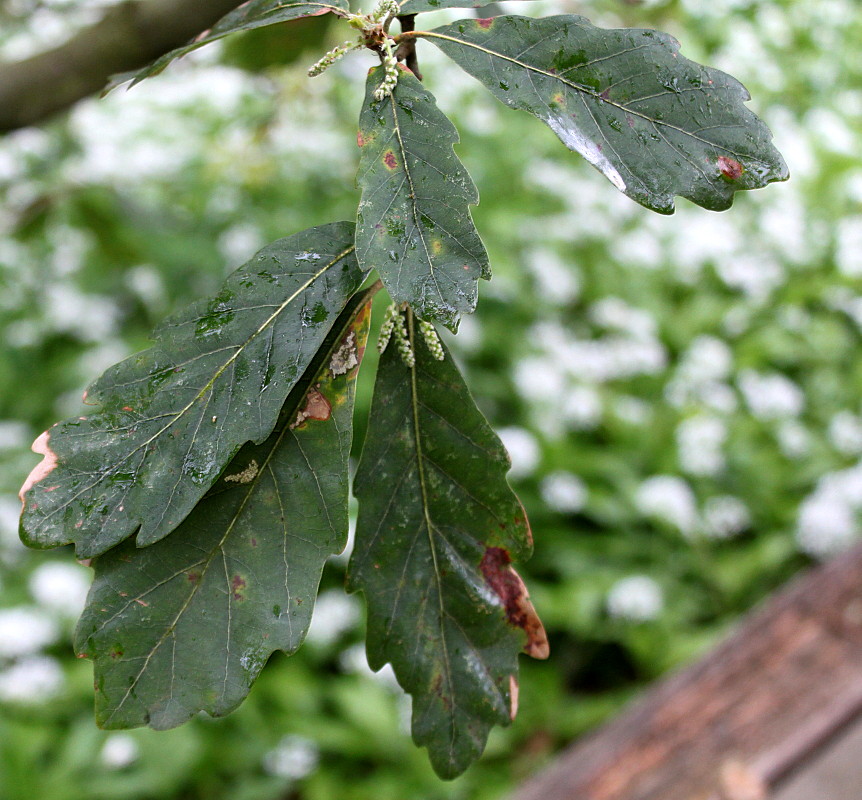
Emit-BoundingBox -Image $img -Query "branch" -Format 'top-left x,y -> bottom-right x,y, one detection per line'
0,0 -> 242,133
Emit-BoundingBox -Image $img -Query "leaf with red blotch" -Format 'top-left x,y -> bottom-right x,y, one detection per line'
349,307 -> 547,779
74,287 -> 375,731
421,14 -> 788,213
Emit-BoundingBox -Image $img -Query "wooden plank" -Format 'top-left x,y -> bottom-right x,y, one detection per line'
510,543 -> 862,800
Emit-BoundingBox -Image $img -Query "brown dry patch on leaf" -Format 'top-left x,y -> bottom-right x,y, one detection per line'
357,131 -> 369,147
224,458 -> 259,484
19,430 -> 58,509
718,155 -> 744,179
330,331 -> 359,376
383,150 -> 398,170
509,674 -> 519,720
291,387 -> 332,429
231,575 -> 247,602
480,547 -> 549,659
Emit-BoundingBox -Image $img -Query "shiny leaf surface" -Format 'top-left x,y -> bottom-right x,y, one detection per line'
349,310 -> 547,778
75,290 -> 373,729
20,222 -> 365,558
355,67 -> 488,331
422,15 -> 788,213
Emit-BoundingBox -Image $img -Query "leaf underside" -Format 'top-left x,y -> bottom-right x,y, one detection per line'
349,311 -> 547,779
425,15 -> 789,213
356,68 -> 488,332
20,222 -> 366,558
129,0 -> 349,86
75,290 -> 373,730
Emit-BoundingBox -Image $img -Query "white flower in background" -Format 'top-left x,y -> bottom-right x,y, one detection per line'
676,415 -> 727,476
703,496 -> 751,539
217,222 -> 264,267
635,475 -> 699,536
828,411 -> 862,455
590,297 -> 657,341
0,607 -> 58,659
0,495 -> 26,564
0,420 -> 29,450
777,420 -> 811,459
715,253 -> 784,300
527,247 -> 580,305
679,336 -> 733,384
796,495 -> 857,559
337,643 -> 399,691
100,734 -> 140,770
540,471 -> 587,514
28,562 -> 91,618
497,427 -> 540,480
262,735 -> 320,780
561,385 -> 602,430
738,370 -> 805,420
613,396 -> 651,425
609,227 -> 664,269
606,576 -> 664,622
0,656 -> 64,704
305,590 -> 359,647
835,217 -> 862,276
125,265 -> 166,311
513,357 -> 565,401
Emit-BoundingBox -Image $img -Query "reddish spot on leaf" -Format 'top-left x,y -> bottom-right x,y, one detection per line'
110,646 -> 124,660
357,131 -> 369,147
600,88 -> 611,101
480,547 -> 549,659
122,406 -> 133,412
291,386 -> 332,429
231,574 -> 247,601
19,430 -> 58,509
187,571 -> 201,584
627,115 -> 635,128
134,598 -> 149,607
476,17 -> 494,28
76,652 -> 89,659
383,150 -> 398,170
718,155 -> 744,179
509,675 -> 519,720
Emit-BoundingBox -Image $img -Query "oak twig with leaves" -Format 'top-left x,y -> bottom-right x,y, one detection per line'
18,0 -> 787,779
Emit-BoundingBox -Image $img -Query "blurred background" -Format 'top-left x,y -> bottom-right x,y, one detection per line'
1,0 -> 860,797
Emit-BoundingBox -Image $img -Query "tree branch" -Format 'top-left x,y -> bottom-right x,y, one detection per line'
0,0 -> 242,133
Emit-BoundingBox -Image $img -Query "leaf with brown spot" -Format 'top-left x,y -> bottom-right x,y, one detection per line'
420,15 -> 788,213
349,308 -> 542,778
74,287 -> 376,730
19,223 -> 366,558
355,68 -> 489,331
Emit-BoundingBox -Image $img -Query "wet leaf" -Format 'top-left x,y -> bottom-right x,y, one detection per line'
355,67 -> 488,332
20,223 -> 366,558
422,15 -> 788,213
349,310 -> 547,778
128,0 -> 349,86
397,0 -> 531,15
74,289 -> 374,730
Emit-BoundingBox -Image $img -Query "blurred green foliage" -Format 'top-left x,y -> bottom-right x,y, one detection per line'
1,0 -> 861,798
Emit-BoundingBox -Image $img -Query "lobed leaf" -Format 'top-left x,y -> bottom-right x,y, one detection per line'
74,289 -> 374,730
128,0 -> 349,86
20,222 -> 366,558
356,67 -> 488,331
421,15 -> 789,213
349,310 -> 548,778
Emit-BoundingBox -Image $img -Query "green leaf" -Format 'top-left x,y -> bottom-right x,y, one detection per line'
129,0 -> 349,85
349,310 -> 548,778
356,68 -> 488,331
397,0 -> 529,15
20,222 -> 366,558
421,15 -> 788,213
74,287 -> 375,730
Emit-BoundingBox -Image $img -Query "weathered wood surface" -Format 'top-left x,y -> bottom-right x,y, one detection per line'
511,543 -> 862,800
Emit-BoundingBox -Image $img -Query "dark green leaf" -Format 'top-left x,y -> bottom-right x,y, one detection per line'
20,222 -> 366,558
349,310 -> 547,778
129,0 -> 349,86
422,15 -> 788,213
75,288 -> 374,730
397,0 -> 529,15
356,68 -> 488,331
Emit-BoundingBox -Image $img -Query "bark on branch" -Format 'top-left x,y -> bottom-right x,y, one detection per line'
0,0 -> 242,133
